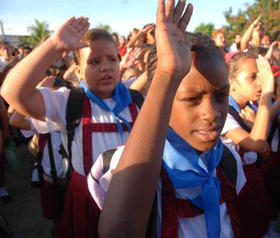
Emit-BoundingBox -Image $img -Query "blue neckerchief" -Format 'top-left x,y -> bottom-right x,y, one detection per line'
162,128 -> 223,238
80,81 -> 132,142
228,95 -> 241,113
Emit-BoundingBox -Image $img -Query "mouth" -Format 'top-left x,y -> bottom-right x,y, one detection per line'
101,75 -> 115,84
193,127 -> 221,142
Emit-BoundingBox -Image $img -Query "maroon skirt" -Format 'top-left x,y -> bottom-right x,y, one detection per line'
260,151 -> 280,220
59,171 -> 100,238
40,180 -> 67,220
238,162 -> 271,238
0,154 -> 7,187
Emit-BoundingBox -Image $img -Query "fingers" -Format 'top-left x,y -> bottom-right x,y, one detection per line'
179,3 -> 193,31
157,0 -> 166,23
157,0 -> 193,31
173,0 -> 186,25
166,0 -> 175,21
71,17 -> 89,33
76,18 -> 89,32
253,15 -> 262,26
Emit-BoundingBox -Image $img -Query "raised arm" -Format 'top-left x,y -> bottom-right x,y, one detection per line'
226,56 -> 274,157
240,15 -> 261,51
1,17 -> 89,121
99,0 -> 193,237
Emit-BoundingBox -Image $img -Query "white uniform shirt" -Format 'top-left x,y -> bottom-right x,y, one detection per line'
21,120 -> 67,178
222,112 -> 279,164
32,87 -> 136,176
87,145 -> 246,238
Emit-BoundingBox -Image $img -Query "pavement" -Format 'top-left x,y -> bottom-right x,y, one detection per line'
1,143 -> 52,238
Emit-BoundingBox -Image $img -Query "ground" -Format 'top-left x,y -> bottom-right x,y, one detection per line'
1,143 -> 52,238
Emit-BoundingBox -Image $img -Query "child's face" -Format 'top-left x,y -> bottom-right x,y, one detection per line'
169,54 -> 229,152
231,58 -> 262,102
214,33 -> 226,48
77,39 -> 120,98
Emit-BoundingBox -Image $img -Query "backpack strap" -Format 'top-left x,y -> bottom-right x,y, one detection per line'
46,133 -> 58,184
267,120 -> 278,146
66,88 -> 86,171
102,148 -> 118,174
228,105 -> 250,132
221,144 -> 238,186
129,89 -> 145,109
101,147 -> 157,238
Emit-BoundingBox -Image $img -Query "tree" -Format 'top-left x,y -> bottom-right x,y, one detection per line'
95,23 -> 112,32
24,19 -> 50,47
194,23 -> 215,37
224,0 -> 280,43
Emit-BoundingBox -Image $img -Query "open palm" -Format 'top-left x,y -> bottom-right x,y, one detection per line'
51,17 -> 90,51
156,0 -> 193,79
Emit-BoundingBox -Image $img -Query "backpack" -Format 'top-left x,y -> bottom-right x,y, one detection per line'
100,144 -> 238,238
65,87 -> 145,177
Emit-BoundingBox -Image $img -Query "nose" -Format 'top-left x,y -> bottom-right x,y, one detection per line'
99,60 -> 110,72
199,97 -> 220,121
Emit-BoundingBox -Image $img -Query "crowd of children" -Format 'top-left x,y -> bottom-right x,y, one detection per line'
1,0 -> 280,237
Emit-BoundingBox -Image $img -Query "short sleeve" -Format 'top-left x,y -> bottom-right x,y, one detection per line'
221,113 -> 241,135
224,144 -> 246,194
87,146 -> 125,209
36,86 -> 70,133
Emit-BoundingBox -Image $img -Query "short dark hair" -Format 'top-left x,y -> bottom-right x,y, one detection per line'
73,28 -> 116,65
147,32 -> 224,86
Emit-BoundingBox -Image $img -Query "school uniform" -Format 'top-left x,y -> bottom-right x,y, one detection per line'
221,100 -> 273,238
88,133 -> 246,238
33,83 -> 139,238
21,121 -> 67,220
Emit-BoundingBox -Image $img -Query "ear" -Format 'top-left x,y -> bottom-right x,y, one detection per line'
73,64 -> 83,81
228,77 -> 236,91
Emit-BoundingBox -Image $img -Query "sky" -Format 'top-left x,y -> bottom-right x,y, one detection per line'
0,0 -> 255,37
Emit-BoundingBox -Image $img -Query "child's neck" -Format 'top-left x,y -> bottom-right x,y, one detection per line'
230,91 -> 248,109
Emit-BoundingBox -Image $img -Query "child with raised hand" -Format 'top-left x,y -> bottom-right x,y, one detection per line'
222,52 -> 276,237
1,16 -> 142,238
93,0 -> 246,237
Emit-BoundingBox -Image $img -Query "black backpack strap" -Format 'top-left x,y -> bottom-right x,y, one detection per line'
267,120 -> 278,146
36,151 -> 44,184
221,144 -> 238,185
228,105 -> 250,132
46,133 -> 58,184
102,148 -> 118,174
66,88 -> 86,171
145,193 -> 158,238
129,89 -> 145,109
101,146 -> 157,238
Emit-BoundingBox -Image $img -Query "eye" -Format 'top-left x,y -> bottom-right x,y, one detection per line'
109,57 -> 117,62
182,96 -> 202,104
88,58 -> 99,65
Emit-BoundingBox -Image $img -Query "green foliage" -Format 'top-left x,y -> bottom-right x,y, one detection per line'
224,0 -> 280,43
194,23 -> 215,36
95,23 -> 112,32
24,19 -> 50,47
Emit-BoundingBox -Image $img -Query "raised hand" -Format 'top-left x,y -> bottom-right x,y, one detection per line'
257,55 -> 274,93
155,0 -> 193,80
252,15 -> 262,28
37,75 -> 56,88
50,17 -> 90,52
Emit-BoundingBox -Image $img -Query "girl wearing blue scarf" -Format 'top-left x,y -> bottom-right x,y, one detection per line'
222,51 -> 277,237
99,1 -> 246,237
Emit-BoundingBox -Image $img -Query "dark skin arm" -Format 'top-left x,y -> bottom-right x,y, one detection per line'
99,0 -> 193,237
